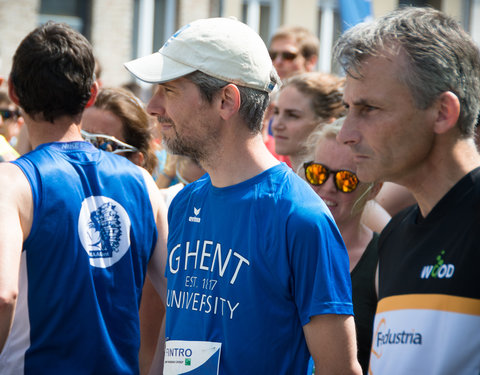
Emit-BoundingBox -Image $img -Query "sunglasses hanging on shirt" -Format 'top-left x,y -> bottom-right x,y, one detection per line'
81,130 -> 139,154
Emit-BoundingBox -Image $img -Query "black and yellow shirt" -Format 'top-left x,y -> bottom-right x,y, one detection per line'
370,168 -> 480,374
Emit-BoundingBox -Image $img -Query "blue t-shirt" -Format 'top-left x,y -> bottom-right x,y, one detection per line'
164,163 -> 353,374
0,142 -> 157,375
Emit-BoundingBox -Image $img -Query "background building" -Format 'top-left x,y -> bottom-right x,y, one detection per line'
0,0 -> 478,89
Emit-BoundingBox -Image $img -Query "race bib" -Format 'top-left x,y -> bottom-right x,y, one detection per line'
164,340 -> 221,374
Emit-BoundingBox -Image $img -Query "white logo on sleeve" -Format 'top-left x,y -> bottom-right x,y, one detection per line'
78,196 -> 132,268
189,207 -> 201,223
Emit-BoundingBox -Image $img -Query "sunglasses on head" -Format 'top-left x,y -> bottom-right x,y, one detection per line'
304,161 -> 359,193
81,130 -> 139,154
0,108 -> 20,120
269,51 -> 298,61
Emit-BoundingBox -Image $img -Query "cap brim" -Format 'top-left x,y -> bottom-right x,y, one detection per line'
124,52 -> 196,84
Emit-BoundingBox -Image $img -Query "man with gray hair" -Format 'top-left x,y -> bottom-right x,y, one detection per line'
126,17 -> 362,374
335,6 -> 480,374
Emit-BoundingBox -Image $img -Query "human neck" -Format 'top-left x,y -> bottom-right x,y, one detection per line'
399,137 -> 480,218
25,114 -> 83,149
201,132 -> 280,188
289,152 -> 308,174
337,217 -> 372,271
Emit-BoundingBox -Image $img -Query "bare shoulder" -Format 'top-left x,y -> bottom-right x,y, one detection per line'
0,162 -> 30,197
0,162 -> 33,240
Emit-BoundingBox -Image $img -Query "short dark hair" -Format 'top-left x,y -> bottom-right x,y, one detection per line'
10,21 -> 95,123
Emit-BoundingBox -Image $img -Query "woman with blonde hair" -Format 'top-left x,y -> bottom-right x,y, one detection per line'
303,117 -> 383,374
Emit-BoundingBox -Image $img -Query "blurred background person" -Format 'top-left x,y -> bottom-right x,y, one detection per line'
0,91 -> 21,161
269,26 -> 319,81
159,155 -> 205,207
82,86 -> 158,174
154,151 -> 180,189
303,117 -> 382,374
272,71 -> 346,172
261,86 -> 292,166
0,133 -> 19,161
0,90 -> 23,151
264,26 -> 320,144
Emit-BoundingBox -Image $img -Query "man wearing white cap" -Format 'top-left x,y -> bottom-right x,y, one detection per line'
126,17 -> 361,374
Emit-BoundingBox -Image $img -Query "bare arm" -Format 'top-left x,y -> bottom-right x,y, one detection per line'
0,163 -> 32,352
361,200 -> 391,234
139,168 -> 169,373
141,168 -> 169,301
139,276 -> 165,375
303,314 -> 362,375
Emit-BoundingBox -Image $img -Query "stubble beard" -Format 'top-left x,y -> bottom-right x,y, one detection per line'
162,133 -> 207,162
161,119 -> 218,165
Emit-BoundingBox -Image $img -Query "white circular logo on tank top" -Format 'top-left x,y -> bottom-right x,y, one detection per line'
78,196 -> 131,268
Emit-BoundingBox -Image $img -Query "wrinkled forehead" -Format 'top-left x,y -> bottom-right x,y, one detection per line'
346,41 -> 407,80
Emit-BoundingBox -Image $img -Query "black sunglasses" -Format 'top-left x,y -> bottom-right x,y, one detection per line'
81,130 -> 139,154
304,161 -> 359,193
269,51 -> 298,61
0,109 -> 20,120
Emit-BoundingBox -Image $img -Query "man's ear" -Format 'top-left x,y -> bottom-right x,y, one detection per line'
8,78 -> 20,106
218,84 -> 241,121
433,91 -> 460,134
85,81 -> 99,108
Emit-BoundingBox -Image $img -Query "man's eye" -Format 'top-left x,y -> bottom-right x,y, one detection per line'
361,105 -> 376,114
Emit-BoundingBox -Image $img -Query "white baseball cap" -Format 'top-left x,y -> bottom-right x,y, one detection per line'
124,17 -> 277,93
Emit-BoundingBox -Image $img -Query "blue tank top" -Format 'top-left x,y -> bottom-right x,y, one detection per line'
1,141 -> 157,375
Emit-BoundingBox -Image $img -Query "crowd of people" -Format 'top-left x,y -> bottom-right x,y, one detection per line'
0,5 -> 479,375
